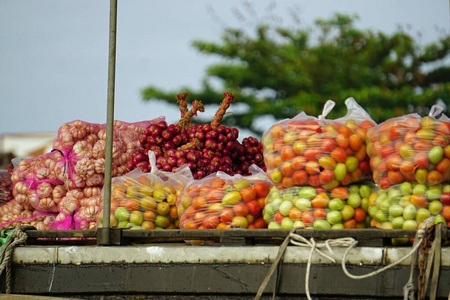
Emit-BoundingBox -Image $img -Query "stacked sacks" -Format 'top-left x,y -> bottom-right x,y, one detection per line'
0,118 -> 163,230
262,98 -> 376,229
0,151 -> 66,229
366,105 -> 450,232
50,119 -> 163,230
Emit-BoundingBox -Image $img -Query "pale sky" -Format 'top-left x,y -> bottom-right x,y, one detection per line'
0,0 -> 449,141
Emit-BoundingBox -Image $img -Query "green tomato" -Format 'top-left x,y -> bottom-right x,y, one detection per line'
294,198 -> 312,212
313,219 -> 332,229
428,146 -> 443,164
327,211 -> 343,224
402,220 -> 418,230
279,201 -> 294,216
334,163 -> 347,181
403,204 -> 417,220
345,157 -> 359,173
389,204 -> 404,218
293,220 -> 306,229
268,221 -> 282,229
428,201 -> 443,215
399,182 -> 413,196
413,184 -> 427,195
297,187 -> 317,200
392,216 -> 405,229
359,185 -> 372,198
331,223 -> 344,230
416,208 -> 431,223
328,198 -> 345,211
347,193 -> 362,208
281,217 -> 294,229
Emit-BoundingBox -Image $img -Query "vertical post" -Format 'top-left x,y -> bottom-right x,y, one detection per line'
98,0 -> 117,245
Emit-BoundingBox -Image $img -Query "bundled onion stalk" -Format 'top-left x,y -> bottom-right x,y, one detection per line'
128,92 -> 265,179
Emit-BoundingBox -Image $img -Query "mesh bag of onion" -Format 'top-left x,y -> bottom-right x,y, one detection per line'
51,118 -> 164,189
97,150 -> 193,230
262,98 -> 375,190
0,170 -> 13,204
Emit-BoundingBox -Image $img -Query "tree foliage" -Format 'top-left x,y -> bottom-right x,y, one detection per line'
142,13 -> 450,135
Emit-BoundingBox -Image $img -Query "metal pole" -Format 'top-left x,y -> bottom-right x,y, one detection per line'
98,0 -> 117,245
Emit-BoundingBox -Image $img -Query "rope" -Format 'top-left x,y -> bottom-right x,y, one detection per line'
0,225 -> 31,294
289,233 -> 356,300
341,218 -> 434,281
403,235 -> 421,300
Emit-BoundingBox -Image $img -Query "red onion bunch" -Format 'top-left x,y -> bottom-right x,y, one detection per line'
128,92 -> 266,179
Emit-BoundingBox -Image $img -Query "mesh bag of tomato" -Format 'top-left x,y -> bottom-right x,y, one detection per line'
367,182 -> 450,245
263,98 -> 375,190
177,165 -> 273,244
366,105 -> 450,189
263,183 -> 374,230
97,151 -> 193,230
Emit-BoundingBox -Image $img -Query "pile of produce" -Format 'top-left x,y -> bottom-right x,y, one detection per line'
99,152 -> 193,230
262,99 -> 375,190
177,165 -> 272,230
366,107 -> 450,189
263,184 -> 372,229
128,92 -> 265,179
368,182 -> 450,232
0,170 -> 13,203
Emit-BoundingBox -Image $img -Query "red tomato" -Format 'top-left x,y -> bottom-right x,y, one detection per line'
247,200 -> 262,217
319,169 -> 334,185
353,208 -> 366,223
380,145 -> 395,158
301,211 -> 314,226
321,138 -> 336,152
308,174 -> 321,187
304,148 -> 321,161
253,181 -> 270,198
281,145 -> 296,161
313,208 -> 326,219
331,187 -> 349,200
253,217 -> 267,229
413,152 -> 429,168
233,203 -> 249,216
292,156 -> 306,170
292,170 -> 308,185
220,208 -> 234,224
274,211 -> 284,224
203,215 -> 220,229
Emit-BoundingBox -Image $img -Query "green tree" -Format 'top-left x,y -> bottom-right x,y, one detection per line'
142,13 -> 450,135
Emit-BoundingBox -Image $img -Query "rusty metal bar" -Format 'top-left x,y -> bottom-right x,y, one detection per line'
98,0 -> 118,245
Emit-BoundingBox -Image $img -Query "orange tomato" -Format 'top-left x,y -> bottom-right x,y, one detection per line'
411,194 -> 428,208
311,193 -> 330,208
413,152 -> 429,169
210,178 -> 225,188
281,145 -> 296,161
281,161 -> 294,177
144,210 -> 156,221
192,196 -> 207,210
331,187 -> 349,200
308,174 -> 321,187
194,211 -> 207,222
354,145 -> 367,161
282,176 -> 294,188
319,169 -> 335,185
304,148 -> 321,161
386,155 -> 402,171
292,156 -> 306,170
338,125 -> 352,138
169,205 -> 178,219
240,187 -> 257,202
246,214 -> 255,225
349,134 -> 363,151
207,188 -> 224,204
437,158 -> 450,173
183,220 -> 199,229
257,197 -> 266,210
305,161 -> 320,175
442,206 -> 450,221
387,171 -> 404,185
216,222 -> 230,230
270,125 -> 285,138
288,207 -> 302,221
399,161 -> 415,174
414,140 -> 433,151
124,199 -> 140,211
274,211 -> 284,224
427,170 -> 442,185
336,134 -> 349,149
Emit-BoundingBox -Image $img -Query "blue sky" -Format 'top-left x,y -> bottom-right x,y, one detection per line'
0,0 -> 448,139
